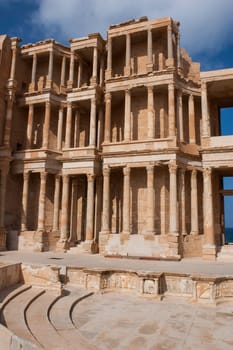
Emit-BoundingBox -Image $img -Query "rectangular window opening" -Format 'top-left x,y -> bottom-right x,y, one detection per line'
220,107 -> 233,136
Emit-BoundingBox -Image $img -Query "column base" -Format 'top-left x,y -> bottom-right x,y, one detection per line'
105,69 -> 112,80
120,232 -> 130,244
190,231 -> 199,235
0,227 -> 6,251
33,230 -> 49,252
45,80 -> 53,89
124,66 -> 131,76
166,58 -> 175,68
29,82 -> 36,93
90,76 -> 97,86
56,238 -> 69,252
67,80 -> 73,89
168,233 -> 181,259
146,63 -> 153,73
202,244 -> 216,261
99,232 -> 110,255
81,240 -> 98,254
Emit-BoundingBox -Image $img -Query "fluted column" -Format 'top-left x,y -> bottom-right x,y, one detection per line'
102,166 -> 110,233
124,89 -> 131,141
106,37 -> 112,79
176,32 -> 181,68
168,83 -> 176,137
42,101 -> 51,149
37,172 -> 47,231
60,56 -> 66,87
104,93 -> 111,143
91,47 -> 98,85
10,47 -> 17,81
30,53 -> 37,91
89,98 -> 96,147
77,61 -> 82,88
74,110 -> 80,147
167,24 -> 174,67
147,29 -> 153,72
46,50 -> 53,89
61,175 -> 69,240
86,174 -> 95,241
3,98 -> 14,146
21,171 -> 30,231
180,168 -> 186,235
147,164 -> 155,235
169,161 -> 178,234
100,55 -> 105,86
147,86 -> 155,139
190,169 -> 198,235
53,174 -> 61,231
189,94 -> 196,144
68,51 -> 75,88
0,170 -> 7,228
97,104 -> 104,148
70,178 -> 78,242
57,106 -> 64,150
26,104 -> 34,149
65,102 -> 72,148
123,167 -> 130,234
124,34 -> 131,76
201,81 -> 210,137
177,90 -> 184,142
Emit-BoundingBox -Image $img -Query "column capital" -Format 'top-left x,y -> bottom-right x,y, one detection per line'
147,85 -> 154,93
203,167 -> 212,177
55,173 -> 61,181
45,100 -> 51,108
87,173 -> 95,182
40,172 -> 47,182
146,163 -> 154,173
201,81 -> 207,90
177,89 -> 182,97
168,161 -> 177,174
168,82 -> 175,90
191,168 -> 197,177
63,174 -> 69,184
67,101 -> 73,108
125,88 -> 131,95
105,92 -> 111,101
23,171 -> 31,181
123,166 -> 130,176
103,165 -> 110,176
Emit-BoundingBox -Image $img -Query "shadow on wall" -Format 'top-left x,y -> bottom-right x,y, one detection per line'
6,231 -> 19,250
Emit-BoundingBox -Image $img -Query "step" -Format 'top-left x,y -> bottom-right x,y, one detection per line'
49,287 -> 96,350
26,291 -> 75,350
2,286 -> 45,345
0,284 -> 31,309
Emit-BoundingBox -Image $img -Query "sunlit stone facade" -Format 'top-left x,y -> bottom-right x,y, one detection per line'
0,16 -> 232,260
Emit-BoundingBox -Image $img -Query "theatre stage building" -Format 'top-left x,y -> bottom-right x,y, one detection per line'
0,16 -> 232,261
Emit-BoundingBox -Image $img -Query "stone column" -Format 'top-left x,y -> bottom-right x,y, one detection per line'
3,98 -> 14,147
37,172 -> 47,231
169,161 -> 178,234
46,50 -> 54,89
167,24 -> 174,67
97,104 -> 104,148
68,51 -> 75,88
65,102 -> 72,148
177,90 -> 184,142
91,47 -> 98,85
102,166 -> 110,233
42,101 -> 51,149
60,56 -> 66,87
189,94 -> 196,144
0,169 -> 7,250
60,175 -> 69,240
57,106 -> 64,150
176,32 -> 181,68
168,83 -> 176,137
106,37 -> 112,79
26,104 -> 34,149
201,81 -> 210,137
122,167 -> 130,234
124,34 -> 131,76
147,86 -> 155,139
10,47 -> 17,81
30,53 -> 37,91
89,97 -> 96,147
104,93 -> 111,143
53,174 -> 61,231
86,174 -> 95,241
21,171 -> 30,231
70,178 -> 78,243
203,168 -> 216,259
74,110 -> 80,147
147,29 -> 153,72
147,164 -> 155,235
180,168 -> 186,235
124,89 -> 131,141
77,61 -> 82,88
100,55 -> 105,86
190,169 -> 199,235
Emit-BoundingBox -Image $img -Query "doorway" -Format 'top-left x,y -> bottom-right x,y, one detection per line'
222,177 -> 233,244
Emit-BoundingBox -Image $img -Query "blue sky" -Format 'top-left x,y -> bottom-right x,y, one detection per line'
1,0 -> 233,71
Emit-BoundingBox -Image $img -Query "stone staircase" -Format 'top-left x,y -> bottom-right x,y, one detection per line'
0,284 -> 95,350
217,244 -> 233,262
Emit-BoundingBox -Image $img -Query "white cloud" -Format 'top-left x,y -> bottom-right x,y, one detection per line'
32,0 -> 233,55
